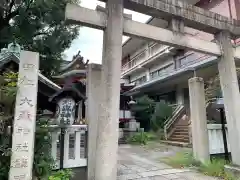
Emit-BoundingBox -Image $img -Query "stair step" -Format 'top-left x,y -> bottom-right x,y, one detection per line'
174,129 -> 189,133
175,126 -> 189,129
170,134 -> 189,138
171,134 -> 189,138
175,125 -> 189,128
174,127 -> 188,130
172,131 -> 189,135
169,137 -> 189,140
169,137 -> 189,142
169,138 -> 189,142
168,140 -> 189,143
175,124 -> 189,126
161,140 -> 191,147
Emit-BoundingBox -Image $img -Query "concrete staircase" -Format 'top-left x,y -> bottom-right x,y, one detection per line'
168,124 -> 189,143
163,105 -> 191,147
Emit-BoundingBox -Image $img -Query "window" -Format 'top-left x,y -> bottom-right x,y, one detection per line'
130,76 -> 147,85
179,52 -> 206,67
150,64 -> 174,79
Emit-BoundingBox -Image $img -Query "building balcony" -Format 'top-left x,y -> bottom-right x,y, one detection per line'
122,41 -> 240,90
148,53 -> 212,80
130,53 -> 215,87
121,43 -> 175,78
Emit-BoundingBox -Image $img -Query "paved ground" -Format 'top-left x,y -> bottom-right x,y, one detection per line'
117,143 -> 219,180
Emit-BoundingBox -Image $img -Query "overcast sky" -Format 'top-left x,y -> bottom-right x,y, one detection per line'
64,0 -> 150,64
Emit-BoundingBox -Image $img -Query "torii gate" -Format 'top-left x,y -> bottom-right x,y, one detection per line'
65,0 -> 240,179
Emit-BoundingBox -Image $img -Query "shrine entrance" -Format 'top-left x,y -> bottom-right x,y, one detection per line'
7,0 -> 240,179
65,0 -> 240,180
48,77 -> 88,169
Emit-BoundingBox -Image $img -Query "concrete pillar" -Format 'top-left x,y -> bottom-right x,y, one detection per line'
216,31 -> 240,165
78,100 -> 82,121
176,86 -> 184,105
9,51 -> 39,180
86,63 -> 102,180
188,77 -> 210,163
146,68 -> 150,81
94,0 -> 123,180
170,19 -> 184,69
170,18 -> 184,33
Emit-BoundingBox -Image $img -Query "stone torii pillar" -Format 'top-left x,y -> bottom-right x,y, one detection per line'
188,77 -> 210,163
65,0 -> 124,179
86,63 -> 102,180
216,31 -> 240,165
94,1 -> 123,180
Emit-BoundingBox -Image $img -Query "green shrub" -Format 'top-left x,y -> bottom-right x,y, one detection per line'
155,129 -> 165,140
130,95 -> 155,131
199,159 -> 237,180
33,117 -> 55,179
49,169 -> 74,180
127,131 -> 155,145
150,102 -> 173,132
162,152 -> 238,180
161,151 -> 200,168
199,158 -> 226,177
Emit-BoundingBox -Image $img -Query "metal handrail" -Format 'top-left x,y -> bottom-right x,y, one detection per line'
164,104 -> 184,140
164,105 -> 183,126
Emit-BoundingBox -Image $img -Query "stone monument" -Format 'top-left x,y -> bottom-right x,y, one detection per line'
9,50 -> 39,180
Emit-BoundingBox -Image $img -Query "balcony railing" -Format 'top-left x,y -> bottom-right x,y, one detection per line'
132,54 -> 213,87
121,50 -> 147,72
149,54 -> 212,81
149,43 -> 164,57
121,43 -> 169,74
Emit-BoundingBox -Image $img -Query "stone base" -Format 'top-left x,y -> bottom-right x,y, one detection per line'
224,165 -> 240,178
71,167 -> 87,180
161,140 -> 191,148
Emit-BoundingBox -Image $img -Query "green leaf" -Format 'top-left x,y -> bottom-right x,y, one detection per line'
0,0 -> 81,77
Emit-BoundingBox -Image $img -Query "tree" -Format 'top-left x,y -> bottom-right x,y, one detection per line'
150,101 -> 173,132
0,0 -> 80,77
130,95 -> 155,131
205,68 -> 240,101
0,72 -> 17,180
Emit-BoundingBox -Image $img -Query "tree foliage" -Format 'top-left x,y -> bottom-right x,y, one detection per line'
0,0 -> 80,77
150,101 -> 173,132
131,95 -> 173,132
0,71 -> 18,180
205,68 -> 240,101
131,95 -> 155,131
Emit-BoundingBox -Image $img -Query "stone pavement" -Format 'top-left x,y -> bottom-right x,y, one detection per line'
117,144 -> 219,180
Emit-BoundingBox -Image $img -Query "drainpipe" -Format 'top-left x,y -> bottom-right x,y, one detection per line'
219,108 -> 229,161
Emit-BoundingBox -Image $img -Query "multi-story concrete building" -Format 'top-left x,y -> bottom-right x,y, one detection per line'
121,0 -> 240,144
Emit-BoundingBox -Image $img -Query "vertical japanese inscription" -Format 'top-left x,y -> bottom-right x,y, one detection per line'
9,51 -> 39,180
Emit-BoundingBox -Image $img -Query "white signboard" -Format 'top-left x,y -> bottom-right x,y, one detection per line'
9,51 -> 39,180
56,98 -> 76,125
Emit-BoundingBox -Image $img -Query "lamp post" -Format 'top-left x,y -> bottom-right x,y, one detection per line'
128,96 -> 137,118
127,96 -> 138,133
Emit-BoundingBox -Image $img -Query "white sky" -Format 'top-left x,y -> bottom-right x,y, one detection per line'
64,0 -> 150,64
